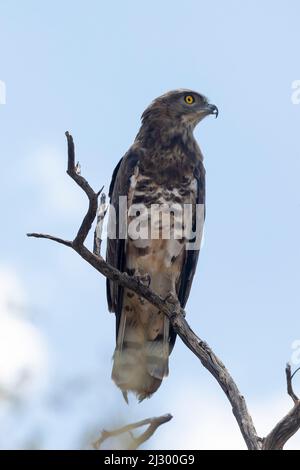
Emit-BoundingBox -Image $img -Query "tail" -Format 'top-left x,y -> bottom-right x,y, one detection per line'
112,309 -> 170,401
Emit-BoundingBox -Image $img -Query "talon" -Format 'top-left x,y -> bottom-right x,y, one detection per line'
136,273 -> 151,288
165,293 -> 178,305
144,274 -> 151,287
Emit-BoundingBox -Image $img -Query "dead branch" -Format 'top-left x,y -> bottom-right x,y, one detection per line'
262,365 -> 300,450
27,132 -> 300,450
26,233 -> 72,248
93,414 -> 172,450
286,363 -> 299,404
93,192 -> 108,256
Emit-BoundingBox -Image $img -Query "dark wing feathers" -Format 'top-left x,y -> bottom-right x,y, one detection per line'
177,163 -> 205,308
106,149 -> 141,335
108,157 -> 123,199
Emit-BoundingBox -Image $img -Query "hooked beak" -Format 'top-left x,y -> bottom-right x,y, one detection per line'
205,103 -> 219,118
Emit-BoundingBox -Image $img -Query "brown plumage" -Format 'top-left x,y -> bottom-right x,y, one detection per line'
106,89 -> 218,401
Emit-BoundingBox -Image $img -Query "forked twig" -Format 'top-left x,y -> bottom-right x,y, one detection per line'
93,414 -> 172,450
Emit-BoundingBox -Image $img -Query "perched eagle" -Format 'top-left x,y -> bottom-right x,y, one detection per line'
106,89 -> 218,401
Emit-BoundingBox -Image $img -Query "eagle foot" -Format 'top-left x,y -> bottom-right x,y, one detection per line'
135,273 -> 151,288
164,292 -> 178,305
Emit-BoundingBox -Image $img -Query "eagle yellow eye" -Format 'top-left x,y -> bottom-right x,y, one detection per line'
184,95 -> 195,105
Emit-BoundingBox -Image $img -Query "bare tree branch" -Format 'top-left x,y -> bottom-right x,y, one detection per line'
65,131 -> 103,247
263,365 -> 300,450
286,363 -> 299,404
26,233 -> 72,248
27,132 -> 300,450
93,414 -> 173,450
93,193 -> 108,256
291,367 -> 300,381
263,403 -> 300,450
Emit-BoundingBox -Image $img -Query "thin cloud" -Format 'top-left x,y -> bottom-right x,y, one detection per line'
0,266 -> 48,391
21,147 -> 86,217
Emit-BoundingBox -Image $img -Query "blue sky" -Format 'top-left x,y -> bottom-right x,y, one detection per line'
0,0 -> 300,449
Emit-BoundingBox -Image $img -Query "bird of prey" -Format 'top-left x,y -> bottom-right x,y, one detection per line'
106,89 -> 218,401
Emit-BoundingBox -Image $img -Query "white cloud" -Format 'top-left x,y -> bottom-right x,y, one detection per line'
22,147 -> 86,216
0,266 -> 48,392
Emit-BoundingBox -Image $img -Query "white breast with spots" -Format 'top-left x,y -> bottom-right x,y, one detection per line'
126,165 -> 197,291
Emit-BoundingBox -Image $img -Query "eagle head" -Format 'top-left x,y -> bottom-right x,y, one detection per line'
141,89 -> 218,129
